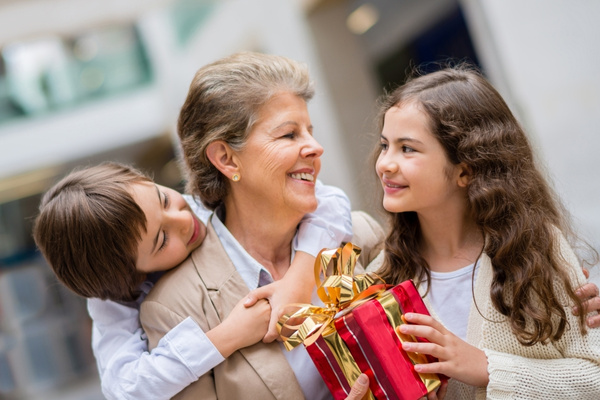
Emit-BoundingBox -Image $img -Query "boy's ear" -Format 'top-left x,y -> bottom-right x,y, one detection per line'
206,140 -> 240,178
457,163 -> 472,187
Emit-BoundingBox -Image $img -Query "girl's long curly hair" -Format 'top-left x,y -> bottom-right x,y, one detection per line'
374,64 -> 594,345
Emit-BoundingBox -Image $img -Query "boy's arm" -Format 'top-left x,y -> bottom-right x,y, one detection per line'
88,298 -> 224,400
293,180 -> 353,255
247,181 -> 353,342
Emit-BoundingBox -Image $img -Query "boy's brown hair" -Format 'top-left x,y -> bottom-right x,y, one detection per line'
33,162 -> 151,301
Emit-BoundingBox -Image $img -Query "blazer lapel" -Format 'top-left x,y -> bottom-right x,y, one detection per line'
190,219 -> 305,399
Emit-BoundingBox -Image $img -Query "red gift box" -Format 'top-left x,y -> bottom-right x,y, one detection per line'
278,244 -> 445,400
306,281 -> 444,400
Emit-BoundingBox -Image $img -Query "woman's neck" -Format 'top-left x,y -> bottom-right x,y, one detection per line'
417,204 -> 483,273
222,197 -> 301,281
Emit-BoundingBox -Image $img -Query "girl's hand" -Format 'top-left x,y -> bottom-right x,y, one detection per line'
398,312 -> 489,387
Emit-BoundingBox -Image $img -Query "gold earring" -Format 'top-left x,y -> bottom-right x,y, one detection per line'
232,173 -> 240,182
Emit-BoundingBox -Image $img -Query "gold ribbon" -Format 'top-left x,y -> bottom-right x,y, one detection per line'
277,242 -> 386,351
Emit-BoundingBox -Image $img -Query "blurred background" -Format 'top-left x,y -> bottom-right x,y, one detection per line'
0,0 -> 598,398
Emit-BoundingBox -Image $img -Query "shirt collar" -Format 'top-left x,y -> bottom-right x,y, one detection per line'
211,207 -> 295,290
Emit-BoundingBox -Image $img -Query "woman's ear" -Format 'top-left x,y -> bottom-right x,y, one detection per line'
457,163 -> 472,187
206,141 -> 240,178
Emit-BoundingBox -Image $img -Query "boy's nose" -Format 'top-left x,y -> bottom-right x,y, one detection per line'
167,209 -> 189,230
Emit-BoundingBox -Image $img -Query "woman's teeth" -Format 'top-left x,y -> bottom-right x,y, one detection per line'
290,173 -> 314,182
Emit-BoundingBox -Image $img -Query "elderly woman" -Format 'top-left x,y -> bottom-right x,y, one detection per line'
139,52 -> 384,399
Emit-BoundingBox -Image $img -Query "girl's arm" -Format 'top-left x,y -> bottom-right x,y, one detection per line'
88,298 -> 224,400
245,181 -> 353,341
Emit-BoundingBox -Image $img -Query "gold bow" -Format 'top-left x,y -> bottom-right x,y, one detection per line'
278,242 -> 386,351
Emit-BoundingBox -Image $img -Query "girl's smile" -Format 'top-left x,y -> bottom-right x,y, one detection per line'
376,102 -> 466,217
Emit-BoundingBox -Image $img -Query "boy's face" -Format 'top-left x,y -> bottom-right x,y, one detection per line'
130,182 -> 207,274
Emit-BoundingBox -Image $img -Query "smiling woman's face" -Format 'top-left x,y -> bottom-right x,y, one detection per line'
130,182 -> 206,274
233,91 -> 323,220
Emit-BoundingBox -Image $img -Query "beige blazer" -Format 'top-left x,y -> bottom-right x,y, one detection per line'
140,211 -> 385,399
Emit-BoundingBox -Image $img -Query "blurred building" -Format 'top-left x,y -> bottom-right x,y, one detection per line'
0,0 -> 598,398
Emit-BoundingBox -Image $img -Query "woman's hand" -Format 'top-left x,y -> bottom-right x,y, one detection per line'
398,313 -> 488,388
207,297 -> 270,358
345,374 -> 369,400
343,372 -> 447,400
424,379 -> 448,400
574,269 -> 600,328
245,251 -> 315,342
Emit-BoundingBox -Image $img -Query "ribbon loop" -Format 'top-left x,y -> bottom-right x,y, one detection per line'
278,242 -> 385,351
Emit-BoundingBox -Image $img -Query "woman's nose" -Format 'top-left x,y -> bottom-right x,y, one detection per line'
301,133 -> 324,158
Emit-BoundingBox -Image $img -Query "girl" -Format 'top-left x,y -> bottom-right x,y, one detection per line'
373,65 -> 600,399
33,161 -> 353,399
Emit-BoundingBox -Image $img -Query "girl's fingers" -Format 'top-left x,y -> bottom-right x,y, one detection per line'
403,313 -> 447,332
412,361 -> 443,375
398,321 -> 444,343
401,341 -> 442,358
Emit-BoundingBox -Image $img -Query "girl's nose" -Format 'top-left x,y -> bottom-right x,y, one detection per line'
376,152 -> 398,175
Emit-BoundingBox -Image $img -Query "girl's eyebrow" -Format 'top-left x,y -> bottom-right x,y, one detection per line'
151,185 -> 162,254
380,134 -> 423,144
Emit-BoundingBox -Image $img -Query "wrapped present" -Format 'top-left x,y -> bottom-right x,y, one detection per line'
278,243 -> 446,400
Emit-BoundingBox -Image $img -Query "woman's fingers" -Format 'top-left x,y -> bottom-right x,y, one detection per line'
345,374 -> 369,400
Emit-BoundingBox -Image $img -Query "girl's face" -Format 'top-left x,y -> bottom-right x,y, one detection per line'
233,91 -> 323,220
131,182 -> 206,274
376,103 -> 467,216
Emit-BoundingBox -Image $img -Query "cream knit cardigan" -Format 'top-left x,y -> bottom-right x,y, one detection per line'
366,231 -> 600,399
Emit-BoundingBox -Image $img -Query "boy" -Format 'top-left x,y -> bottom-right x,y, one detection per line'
33,161 -> 352,399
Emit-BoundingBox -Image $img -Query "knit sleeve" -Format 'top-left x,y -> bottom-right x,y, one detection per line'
484,229 -> 600,399
485,347 -> 600,399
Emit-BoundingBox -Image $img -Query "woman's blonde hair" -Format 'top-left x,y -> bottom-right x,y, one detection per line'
177,51 -> 314,209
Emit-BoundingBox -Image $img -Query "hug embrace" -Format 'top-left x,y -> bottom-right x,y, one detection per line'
34,52 -> 600,399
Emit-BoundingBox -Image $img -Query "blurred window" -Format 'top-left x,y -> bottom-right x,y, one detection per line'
0,24 -> 151,125
170,0 -> 217,47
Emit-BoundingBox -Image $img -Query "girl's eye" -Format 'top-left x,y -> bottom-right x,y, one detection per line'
163,192 -> 170,208
379,142 -> 388,151
158,231 -> 169,252
402,145 -> 415,153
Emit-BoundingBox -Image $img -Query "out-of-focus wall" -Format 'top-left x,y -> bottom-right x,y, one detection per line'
461,0 -> 600,262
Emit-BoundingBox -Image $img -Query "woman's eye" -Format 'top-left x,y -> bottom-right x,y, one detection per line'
402,145 -> 415,153
163,192 -> 170,208
379,142 -> 388,151
282,132 -> 295,139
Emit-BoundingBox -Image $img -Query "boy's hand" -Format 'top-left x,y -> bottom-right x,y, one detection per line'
207,297 -> 270,357
245,251 -> 316,343
245,273 -> 312,343
573,270 -> 600,328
